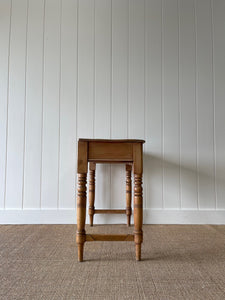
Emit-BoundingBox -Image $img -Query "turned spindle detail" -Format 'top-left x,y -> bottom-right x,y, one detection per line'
76,173 -> 87,262
88,162 -> 96,226
126,164 -> 132,226
133,174 -> 143,261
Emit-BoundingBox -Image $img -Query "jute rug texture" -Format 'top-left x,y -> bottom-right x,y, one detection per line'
0,224 -> 224,300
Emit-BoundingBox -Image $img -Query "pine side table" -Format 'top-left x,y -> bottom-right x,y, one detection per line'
76,139 -> 145,262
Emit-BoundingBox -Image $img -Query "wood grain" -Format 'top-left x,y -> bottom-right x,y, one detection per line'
76,139 -> 144,261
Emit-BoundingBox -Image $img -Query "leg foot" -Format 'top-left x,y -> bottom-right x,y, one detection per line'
76,229 -> 86,262
89,215 -> 93,227
127,215 -> 131,227
78,243 -> 84,262
135,244 -> 141,261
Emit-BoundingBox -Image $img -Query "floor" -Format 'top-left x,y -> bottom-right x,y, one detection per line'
0,224 -> 225,300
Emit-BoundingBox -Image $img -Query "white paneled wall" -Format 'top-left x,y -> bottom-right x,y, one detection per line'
0,0 -> 225,224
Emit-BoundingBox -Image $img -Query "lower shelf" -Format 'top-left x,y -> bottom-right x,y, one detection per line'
86,234 -> 134,242
94,209 -> 127,214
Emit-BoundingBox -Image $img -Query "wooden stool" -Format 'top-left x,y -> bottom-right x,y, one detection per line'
76,139 -> 145,262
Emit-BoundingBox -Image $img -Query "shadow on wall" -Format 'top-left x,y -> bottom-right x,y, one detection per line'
143,153 -> 225,209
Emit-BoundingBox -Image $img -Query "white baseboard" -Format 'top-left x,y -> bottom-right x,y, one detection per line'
144,209 -> 225,224
0,209 -> 76,224
0,209 -> 225,224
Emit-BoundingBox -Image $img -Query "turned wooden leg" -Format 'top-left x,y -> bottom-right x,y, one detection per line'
134,173 -> 143,261
89,162 -> 96,226
76,173 -> 87,262
126,164 -> 132,226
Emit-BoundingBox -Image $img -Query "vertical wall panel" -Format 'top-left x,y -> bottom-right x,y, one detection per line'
94,0 -> 111,211
77,0 -> 94,222
23,0 -> 44,209
128,0 -> 145,139
179,0 -> 198,209
58,0 -> 77,209
128,0 -> 145,215
145,0 -> 163,209
77,0 -> 94,224
94,0 -> 111,138
111,0 -> 129,210
0,0 -> 11,208
196,0 -> 215,209
77,0 -> 94,138
163,0 -> 180,209
5,0 -> 27,208
110,164 -> 126,211
111,0 -> 128,138
213,0 -> 225,209
41,0 -> 61,208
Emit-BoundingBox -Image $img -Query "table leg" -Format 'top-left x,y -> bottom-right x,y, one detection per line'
134,173 -> 143,261
89,162 -> 96,226
76,173 -> 87,262
126,164 -> 132,226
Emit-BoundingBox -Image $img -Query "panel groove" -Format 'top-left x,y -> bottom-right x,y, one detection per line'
40,0 -> 46,209
194,0 -> 199,210
3,0 -> 13,209
161,0 -> 165,210
57,0 -> 62,209
22,0 -> 29,209
178,0 -> 181,209
110,0 -> 112,140
144,0 -> 146,209
93,0 -> 95,138
110,0 -> 112,209
144,0 -> 146,142
126,0 -> 129,140
210,0 -> 217,209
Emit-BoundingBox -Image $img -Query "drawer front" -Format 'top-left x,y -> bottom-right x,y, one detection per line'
88,142 -> 133,161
